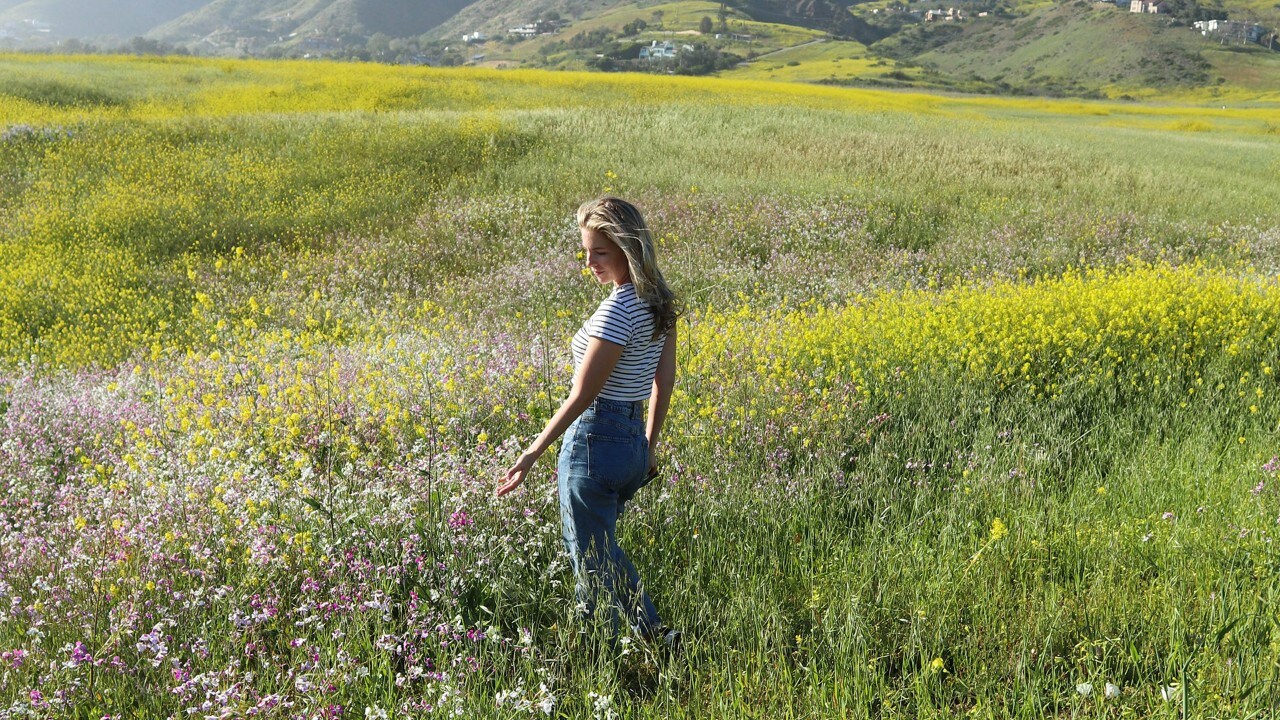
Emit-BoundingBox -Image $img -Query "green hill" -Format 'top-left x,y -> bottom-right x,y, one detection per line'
426,0 -> 634,40
2,0 -> 1276,99
896,2 -> 1213,96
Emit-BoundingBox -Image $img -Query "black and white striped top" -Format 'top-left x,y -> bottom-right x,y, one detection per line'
571,283 -> 665,401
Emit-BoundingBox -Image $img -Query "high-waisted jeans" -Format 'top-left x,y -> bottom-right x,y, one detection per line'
557,397 -> 661,636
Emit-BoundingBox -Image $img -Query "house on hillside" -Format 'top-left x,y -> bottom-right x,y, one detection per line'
508,20 -> 562,38
462,31 -> 487,44
924,8 -> 965,21
639,40 -> 678,60
1129,0 -> 1166,13
1193,19 -> 1266,43
300,35 -> 340,53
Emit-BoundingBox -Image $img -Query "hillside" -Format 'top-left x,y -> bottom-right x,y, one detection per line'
427,0 -> 631,40
149,0 -> 470,49
897,2 -> 1216,96
0,0 -> 208,39
445,1 -> 836,72
0,0 -> 1276,98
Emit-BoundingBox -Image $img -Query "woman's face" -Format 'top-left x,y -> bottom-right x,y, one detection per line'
580,227 -> 631,287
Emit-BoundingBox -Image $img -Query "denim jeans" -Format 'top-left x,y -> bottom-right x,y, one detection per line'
557,397 -> 661,637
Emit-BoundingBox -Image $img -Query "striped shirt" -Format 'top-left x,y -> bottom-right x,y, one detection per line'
571,283 -> 665,401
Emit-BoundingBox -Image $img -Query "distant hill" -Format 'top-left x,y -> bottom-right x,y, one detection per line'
891,3 -> 1215,96
0,0 -> 208,39
0,0 -> 471,45
426,0 -> 632,41
356,0 -> 471,36
150,0 -> 470,46
1,0 -> 1275,98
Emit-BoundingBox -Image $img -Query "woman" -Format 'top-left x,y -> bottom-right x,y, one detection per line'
497,196 -> 680,648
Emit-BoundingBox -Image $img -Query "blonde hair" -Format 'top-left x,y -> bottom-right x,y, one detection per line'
576,196 -> 680,340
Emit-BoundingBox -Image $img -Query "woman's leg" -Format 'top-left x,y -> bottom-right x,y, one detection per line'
614,470 -> 661,635
557,420 -> 659,635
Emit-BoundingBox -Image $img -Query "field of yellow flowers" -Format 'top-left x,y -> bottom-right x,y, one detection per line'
2,54 -> 1280,718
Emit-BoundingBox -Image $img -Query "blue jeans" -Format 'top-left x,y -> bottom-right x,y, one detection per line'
557,397 -> 661,637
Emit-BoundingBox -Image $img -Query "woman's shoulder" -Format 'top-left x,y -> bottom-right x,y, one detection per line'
608,284 -> 654,318
610,282 -> 643,305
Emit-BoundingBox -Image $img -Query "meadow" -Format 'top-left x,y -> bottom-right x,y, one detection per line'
2,54 -> 1280,718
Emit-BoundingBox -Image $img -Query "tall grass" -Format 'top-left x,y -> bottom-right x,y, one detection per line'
0,55 -> 1279,718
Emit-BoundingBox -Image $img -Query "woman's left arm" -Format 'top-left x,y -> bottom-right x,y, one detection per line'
496,338 -> 624,496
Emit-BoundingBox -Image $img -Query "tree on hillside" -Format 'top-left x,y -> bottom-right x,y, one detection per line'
366,32 -> 392,61
58,38 -> 100,54
700,16 -> 714,34
124,36 -> 188,56
568,28 -> 611,49
1160,0 -> 1228,22
674,43 -> 741,74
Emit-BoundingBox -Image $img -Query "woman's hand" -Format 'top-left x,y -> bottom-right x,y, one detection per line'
496,451 -> 540,497
647,445 -> 659,480
497,338 -> 624,498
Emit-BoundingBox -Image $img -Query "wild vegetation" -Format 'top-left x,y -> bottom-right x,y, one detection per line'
4,0 -> 1279,98
2,54 -> 1280,718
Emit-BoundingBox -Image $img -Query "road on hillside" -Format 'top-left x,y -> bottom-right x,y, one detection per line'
737,38 -> 827,66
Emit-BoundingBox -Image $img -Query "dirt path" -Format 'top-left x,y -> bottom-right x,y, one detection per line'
737,38 -> 827,66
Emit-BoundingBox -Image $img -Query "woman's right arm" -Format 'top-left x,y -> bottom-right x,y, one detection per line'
645,326 -> 678,476
495,337 -> 624,497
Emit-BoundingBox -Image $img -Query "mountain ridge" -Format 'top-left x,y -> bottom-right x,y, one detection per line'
0,0 -> 1275,99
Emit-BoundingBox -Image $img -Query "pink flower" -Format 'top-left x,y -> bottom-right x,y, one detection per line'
1,649 -> 26,668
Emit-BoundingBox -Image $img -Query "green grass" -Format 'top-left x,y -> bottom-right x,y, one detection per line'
1199,42 -> 1280,99
3,53 -> 1280,365
718,38 -> 910,84
3,55 -> 1280,718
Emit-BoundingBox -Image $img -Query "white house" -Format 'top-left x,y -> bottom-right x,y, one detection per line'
639,40 -> 678,60
924,8 -> 965,21
1129,0 -> 1166,13
1193,19 -> 1266,42
462,31 -> 487,44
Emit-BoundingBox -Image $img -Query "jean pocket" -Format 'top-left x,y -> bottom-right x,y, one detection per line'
582,413 -> 636,436
586,432 -> 643,489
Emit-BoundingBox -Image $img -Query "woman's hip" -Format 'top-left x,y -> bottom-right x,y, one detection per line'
560,400 -> 647,490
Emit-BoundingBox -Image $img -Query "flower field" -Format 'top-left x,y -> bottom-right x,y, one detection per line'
2,55 -> 1280,718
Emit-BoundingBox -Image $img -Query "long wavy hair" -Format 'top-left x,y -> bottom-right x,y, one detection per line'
576,196 -> 681,340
